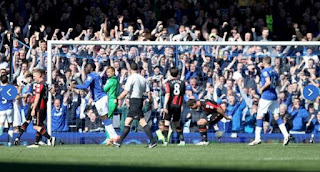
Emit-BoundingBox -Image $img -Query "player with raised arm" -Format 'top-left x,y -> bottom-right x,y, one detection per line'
28,69 -> 56,148
70,63 -> 119,144
186,98 -> 231,145
162,67 -> 186,146
249,56 -> 290,146
101,66 -> 120,145
0,75 -> 14,146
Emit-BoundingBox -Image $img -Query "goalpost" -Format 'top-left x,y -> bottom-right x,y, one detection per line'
46,40 -> 320,135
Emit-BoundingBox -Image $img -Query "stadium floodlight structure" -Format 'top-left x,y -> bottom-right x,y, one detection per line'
46,40 -> 320,135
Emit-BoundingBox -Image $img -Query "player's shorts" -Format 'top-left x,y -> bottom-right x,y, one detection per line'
163,106 -> 181,122
95,95 -> 109,116
201,113 -> 223,124
128,98 -> 144,120
32,109 -> 46,126
257,99 -> 279,118
108,98 -> 118,118
0,109 -> 13,123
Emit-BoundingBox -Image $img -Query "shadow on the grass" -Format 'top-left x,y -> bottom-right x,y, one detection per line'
0,162 -> 281,172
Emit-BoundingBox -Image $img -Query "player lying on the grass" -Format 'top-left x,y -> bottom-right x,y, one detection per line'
28,69 -> 56,148
0,75 -> 14,146
101,66 -> 120,145
70,63 -> 119,144
249,57 -> 290,146
186,98 -> 231,145
162,66 -> 186,146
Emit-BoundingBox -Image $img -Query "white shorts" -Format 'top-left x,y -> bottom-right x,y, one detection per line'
95,95 -> 109,116
257,99 -> 279,118
0,109 -> 14,123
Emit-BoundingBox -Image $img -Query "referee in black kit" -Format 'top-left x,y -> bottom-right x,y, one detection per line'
113,62 -> 157,148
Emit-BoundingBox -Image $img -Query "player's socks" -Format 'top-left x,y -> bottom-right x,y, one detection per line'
118,126 -> 130,144
40,127 -> 51,139
277,118 -> 289,137
105,131 -> 110,140
199,125 -> 207,142
255,119 -> 263,141
17,122 -> 29,139
0,126 -> 4,136
35,132 -> 41,144
103,118 -> 117,139
143,125 -> 155,144
162,125 -> 169,142
8,126 -> 13,143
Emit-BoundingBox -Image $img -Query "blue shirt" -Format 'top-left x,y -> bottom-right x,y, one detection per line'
76,72 -> 107,102
51,104 -> 69,132
312,119 -> 320,134
288,106 -> 309,131
260,67 -> 278,100
0,86 -> 13,111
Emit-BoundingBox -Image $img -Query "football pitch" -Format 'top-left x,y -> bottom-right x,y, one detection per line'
1,143 -> 320,172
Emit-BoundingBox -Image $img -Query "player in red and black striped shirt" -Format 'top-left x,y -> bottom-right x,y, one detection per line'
28,69 -> 55,148
163,67 -> 186,146
186,99 -> 231,145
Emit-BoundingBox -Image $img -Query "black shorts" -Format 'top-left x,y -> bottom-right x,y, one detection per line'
128,98 -> 144,120
163,106 -> 181,122
201,113 -> 223,124
32,109 -> 46,126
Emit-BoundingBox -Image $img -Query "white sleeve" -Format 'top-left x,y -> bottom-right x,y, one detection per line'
145,79 -> 150,93
124,76 -> 132,91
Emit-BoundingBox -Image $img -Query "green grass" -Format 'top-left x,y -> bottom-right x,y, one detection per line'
1,143 -> 320,171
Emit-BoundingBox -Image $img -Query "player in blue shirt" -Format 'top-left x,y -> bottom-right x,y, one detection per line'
249,57 -> 290,146
0,75 -> 14,146
71,63 -> 119,143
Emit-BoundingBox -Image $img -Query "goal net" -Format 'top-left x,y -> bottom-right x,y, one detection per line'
43,40 -> 320,145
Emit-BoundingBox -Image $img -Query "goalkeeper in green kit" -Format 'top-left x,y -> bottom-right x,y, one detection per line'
101,66 -> 120,145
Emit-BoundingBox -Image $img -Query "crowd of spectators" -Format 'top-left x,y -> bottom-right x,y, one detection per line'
0,0 -> 320,136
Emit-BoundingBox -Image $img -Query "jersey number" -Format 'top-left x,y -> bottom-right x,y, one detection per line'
270,76 -> 277,88
1,97 -> 7,104
173,83 -> 180,95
